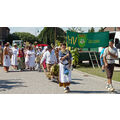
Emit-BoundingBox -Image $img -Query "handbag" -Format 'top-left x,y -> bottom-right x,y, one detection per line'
64,67 -> 69,75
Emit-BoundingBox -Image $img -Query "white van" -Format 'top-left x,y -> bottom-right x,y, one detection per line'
12,40 -> 23,47
111,31 -> 120,65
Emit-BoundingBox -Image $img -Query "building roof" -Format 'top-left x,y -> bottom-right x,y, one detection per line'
5,27 -> 10,31
104,27 -> 120,31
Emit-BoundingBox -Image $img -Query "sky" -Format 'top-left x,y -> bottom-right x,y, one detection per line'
9,27 -> 101,36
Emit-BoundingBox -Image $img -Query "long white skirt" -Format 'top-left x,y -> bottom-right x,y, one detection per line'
11,54 -> 18,66
59,63 -> 71,83
29,56 -> 35,67
25,56 -> 29,66
3,55 -> 11,67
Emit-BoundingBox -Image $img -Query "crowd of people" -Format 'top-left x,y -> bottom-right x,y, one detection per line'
0,39 -> 118,93
0,42 -> 72,93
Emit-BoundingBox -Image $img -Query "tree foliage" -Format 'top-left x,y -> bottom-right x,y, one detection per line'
13,32 -> 37,43
88,27 -> 95,32
37,27 -> 66,45
98,27 -> 105,32
68,27 -> 84,33
6,32 -> 38,44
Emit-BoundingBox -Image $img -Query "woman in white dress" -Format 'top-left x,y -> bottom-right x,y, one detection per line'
11,43 -> 18,70
3,43 -> 11,72
24,46 -> 30,69
29,46 -> 35,70
59,43 -> 72,93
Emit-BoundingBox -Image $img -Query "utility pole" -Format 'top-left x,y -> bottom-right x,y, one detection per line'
114,27 -> 116,43
54,27 -> 56,45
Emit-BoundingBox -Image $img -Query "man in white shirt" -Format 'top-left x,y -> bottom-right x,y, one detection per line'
40,46 -> 57,80
103,39 -> 118,92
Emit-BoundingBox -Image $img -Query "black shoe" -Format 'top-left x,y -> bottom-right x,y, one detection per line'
66,87 -> 70,92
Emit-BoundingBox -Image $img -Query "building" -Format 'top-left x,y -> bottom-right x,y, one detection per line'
104,27 -> 120,32
0,27 -> 10,45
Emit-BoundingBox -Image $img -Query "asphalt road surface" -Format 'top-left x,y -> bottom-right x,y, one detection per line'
0,67 -> 120,94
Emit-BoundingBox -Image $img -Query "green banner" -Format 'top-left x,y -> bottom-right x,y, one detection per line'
67,31 -> 109,48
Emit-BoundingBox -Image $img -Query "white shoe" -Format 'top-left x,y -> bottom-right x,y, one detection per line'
108,84 -> 115,92
64,88 -> 69,93
106,83 -> 110,89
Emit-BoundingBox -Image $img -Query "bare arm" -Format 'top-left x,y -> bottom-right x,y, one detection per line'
60,53 -> 69,61
103,56 -> 108,67
103,48 -> 108,67
100,54 -> 103,59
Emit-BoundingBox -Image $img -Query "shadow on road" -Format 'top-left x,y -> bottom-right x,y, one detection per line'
9,71 -> 21,73
69,90 -> 110,94
9,70 -> 33,72
72,78 -> 83,81
70,81 -> 80,84
114,90 -> 120,94
51,80 -> 81,85
0,79 -> 27,92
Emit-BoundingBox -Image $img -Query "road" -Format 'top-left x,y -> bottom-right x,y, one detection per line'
0,67 -> 120,94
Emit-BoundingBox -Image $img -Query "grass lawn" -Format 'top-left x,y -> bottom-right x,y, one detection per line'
76,64 -> 120,82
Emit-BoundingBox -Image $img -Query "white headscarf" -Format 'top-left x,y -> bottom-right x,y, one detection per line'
42,46 -> 48,54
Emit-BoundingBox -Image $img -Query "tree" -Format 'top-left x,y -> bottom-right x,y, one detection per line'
98,27 -> 105,32
37,27 -> 66,45
68,27 -> 84,33
5,32 -> 38,45
88,27 -> 95,32
12,32 -> 38,43
5,33 -> 20,45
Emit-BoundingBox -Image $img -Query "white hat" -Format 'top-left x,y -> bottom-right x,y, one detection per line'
44,46 -> 48,49
55,46 -> 60,49
38,46 -> 42,49
13,43 -> 17,46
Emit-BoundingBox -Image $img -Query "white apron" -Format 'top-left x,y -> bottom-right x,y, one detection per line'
59,63 -> 71,83
11,48 -> 18,66
29,50 -> 35,67
25,50 -> 30,65
3,55 -> 11,67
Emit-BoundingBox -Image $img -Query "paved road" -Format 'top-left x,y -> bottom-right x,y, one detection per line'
0,67 -> 120,94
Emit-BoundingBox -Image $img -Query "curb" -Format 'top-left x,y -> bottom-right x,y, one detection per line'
73,69 -> 120,84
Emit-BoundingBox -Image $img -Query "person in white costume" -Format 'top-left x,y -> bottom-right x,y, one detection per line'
35,46 -> 42,71
59,43 -> 72,93
40,46 -> 57,80
24,46 -> 30,69
11,43 -> 18,70
29,46 -> 36,70
3,43 -> 11,72
41,46 -> 48,70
